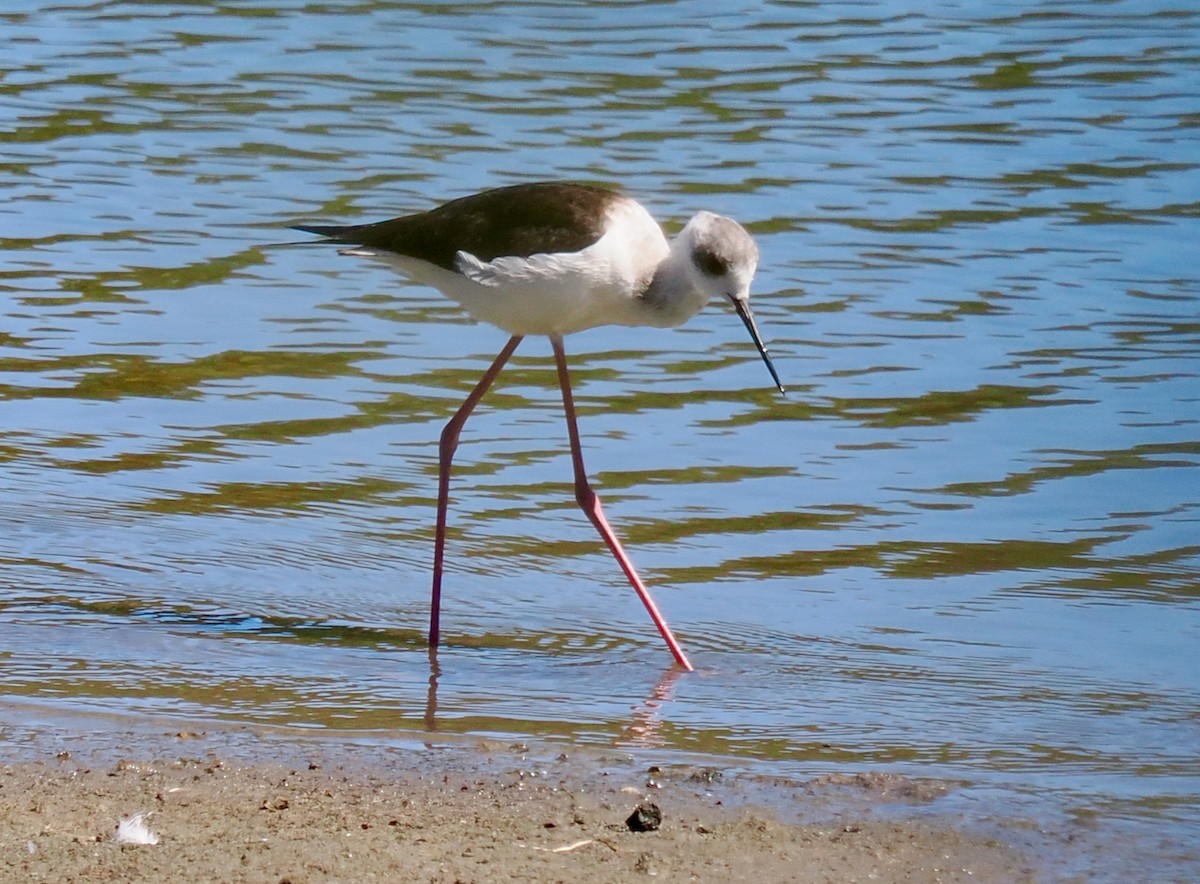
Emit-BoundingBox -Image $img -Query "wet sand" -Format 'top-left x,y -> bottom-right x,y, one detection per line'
0,727 -> 1038,883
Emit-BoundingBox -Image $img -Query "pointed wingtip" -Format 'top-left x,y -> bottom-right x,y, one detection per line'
290,224 -> 340,238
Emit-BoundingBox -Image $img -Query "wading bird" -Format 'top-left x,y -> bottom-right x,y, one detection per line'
293,182 -> 784,670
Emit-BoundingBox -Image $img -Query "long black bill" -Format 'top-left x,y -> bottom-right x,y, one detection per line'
729,295 -> 785,394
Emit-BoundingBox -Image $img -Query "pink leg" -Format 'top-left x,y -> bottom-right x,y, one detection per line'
430,335 -> 523,647
550,338 -> 694,671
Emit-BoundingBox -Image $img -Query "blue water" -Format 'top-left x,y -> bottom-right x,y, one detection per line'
2,1 -> 1198,878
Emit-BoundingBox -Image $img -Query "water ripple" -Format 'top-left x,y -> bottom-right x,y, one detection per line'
2,1 -> 1199,876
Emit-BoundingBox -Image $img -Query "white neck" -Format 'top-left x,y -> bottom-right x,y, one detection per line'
641,238 -> 710,328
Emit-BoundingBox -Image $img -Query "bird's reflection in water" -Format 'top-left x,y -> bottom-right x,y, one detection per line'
424,646 -> 441,730
420,645 -> 684,747
616,665 -> 685,748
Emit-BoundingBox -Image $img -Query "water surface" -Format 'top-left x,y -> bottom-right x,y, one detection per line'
2,2 -> 1198,879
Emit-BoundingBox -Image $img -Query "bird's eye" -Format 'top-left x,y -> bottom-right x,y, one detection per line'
695,247 -> 729,277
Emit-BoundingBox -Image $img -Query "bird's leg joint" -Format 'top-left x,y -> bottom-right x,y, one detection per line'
574,479 -> 599,515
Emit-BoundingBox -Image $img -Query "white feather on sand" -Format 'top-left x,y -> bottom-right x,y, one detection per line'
114,811 -> 160,845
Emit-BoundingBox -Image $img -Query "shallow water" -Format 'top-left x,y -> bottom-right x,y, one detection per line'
2,1 -> 1198,878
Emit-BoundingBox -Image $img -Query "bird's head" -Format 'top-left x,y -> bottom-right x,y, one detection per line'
679,212 -> 784,394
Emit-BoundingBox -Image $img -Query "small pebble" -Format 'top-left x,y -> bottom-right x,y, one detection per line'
625,802 -> 662,833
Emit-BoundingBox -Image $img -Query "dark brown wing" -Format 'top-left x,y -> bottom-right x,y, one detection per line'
291,182 -> 623,271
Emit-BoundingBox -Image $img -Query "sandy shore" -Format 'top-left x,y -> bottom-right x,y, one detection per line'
0,727 -> 1038,883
